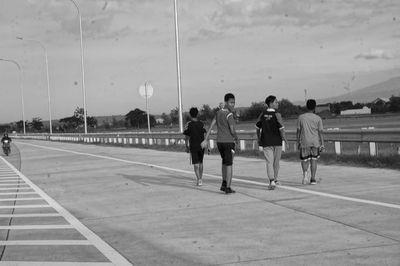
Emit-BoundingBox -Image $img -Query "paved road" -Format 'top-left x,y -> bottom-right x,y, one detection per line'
2,140 -> 400,265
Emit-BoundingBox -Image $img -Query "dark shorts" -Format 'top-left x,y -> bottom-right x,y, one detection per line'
191,149 -> 205,164
217,142 -> 235,166
300,147 -> 320,161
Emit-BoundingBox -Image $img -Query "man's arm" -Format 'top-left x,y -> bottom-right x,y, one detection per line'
276,113 -> 288,148
227,113 -> 238,143
201,118 -> 216,149
318,119 -> 325,150
184,136 -> 190,153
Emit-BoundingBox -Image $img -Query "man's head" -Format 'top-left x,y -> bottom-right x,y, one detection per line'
224,93 -> 235,110
306,99 -> 317,111
265,95 -> 278,109
189,107 -> 199,118
3,133 -> 8,137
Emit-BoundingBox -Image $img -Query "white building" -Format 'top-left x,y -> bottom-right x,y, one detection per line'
340,106 -> 371,115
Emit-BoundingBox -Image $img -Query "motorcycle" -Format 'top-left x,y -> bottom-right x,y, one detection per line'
2,140 -> 10,156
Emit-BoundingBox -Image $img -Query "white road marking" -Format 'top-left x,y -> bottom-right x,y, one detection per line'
0,240 -> 90,245
0,213 -> 61,218
0,187 -> 32,191
0,157 -> 132,266
0,262 -> 113,266
0,192 -> 38,196
0,204 -> 51,209
18,142 -> 400,211
0,184 -> 28,187
0,225 -> 73,230
0,197 -> 43,202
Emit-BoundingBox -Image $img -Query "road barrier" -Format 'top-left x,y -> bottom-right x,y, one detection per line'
13,128 -> 400,157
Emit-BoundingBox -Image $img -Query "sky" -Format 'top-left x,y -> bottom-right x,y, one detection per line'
0,0 -> 399,123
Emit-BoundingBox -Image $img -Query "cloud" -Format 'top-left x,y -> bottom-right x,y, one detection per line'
355,49 -> 394,60
208,0 -> 399,30
188,28 -> 224,44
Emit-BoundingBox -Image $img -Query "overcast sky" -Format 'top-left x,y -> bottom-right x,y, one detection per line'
0,0 -> 399,122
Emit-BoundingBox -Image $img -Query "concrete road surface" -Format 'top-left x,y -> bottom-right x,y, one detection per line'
1,139 -> 399,266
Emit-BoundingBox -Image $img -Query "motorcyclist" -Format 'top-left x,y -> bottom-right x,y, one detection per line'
1,133 -> 11,144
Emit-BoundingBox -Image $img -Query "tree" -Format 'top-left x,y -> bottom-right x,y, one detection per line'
125,108 -> 155,128
16,120 -> 28,132
170,107 -> 179,124
241,102 -> 265,121
199,104 -> 214,121
59,107 -> 97,132
160,112 -> 172,125
278,99 -> 300,118
30,117 -> 44,131
388,96 -> 400,113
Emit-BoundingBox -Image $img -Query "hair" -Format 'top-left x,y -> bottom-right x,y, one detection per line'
189,107 -> 199,118
265,95 -> 277,107
306,99 -> 317,110
224,93 -> 235,102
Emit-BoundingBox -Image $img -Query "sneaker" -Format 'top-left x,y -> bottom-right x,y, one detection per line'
310,180 -> 317,185
268,180 -> 276,190
220,181 -> 227,192
197,179 -> 203,186
225,187 -> 236,194
275,180 -> 281,185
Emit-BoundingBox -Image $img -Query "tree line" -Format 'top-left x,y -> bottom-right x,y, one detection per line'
1,96 -> 399,133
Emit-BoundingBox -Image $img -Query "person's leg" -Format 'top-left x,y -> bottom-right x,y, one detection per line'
273,146 -> 282,182
193,164 -> 200,181
225,143 -> 235,193
218,143 -> 227,190
199,163 -> 203,179
226,165 -> 233,188
263,147 -> 274,182
310,147 -> 320,184
310,159 -> 317,182
198,150 -> 204,181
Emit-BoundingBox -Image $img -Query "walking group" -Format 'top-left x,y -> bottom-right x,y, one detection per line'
183,93 -> 325,193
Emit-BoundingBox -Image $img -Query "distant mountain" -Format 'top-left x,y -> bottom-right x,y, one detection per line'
318,76 -> 400,104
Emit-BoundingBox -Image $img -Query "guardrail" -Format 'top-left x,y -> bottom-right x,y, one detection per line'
13,128 -> 400,156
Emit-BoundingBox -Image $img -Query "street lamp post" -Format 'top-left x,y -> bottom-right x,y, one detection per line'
17,37 -> 53,134
173,0 -> 184,133
67,0 -> 88,134
0,58 -> 26,134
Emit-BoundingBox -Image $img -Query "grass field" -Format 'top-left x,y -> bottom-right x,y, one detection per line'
93,113 -> 400,133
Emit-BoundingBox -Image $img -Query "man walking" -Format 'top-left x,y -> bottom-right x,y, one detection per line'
256,95 -> 288,190
296,99 -> 325,185
184,107 -> 206,186
202,93 -> 238,194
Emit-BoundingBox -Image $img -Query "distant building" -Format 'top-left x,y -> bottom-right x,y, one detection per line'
340,106 -> 371,115
316,104 -> 331,114
371,98 -> 390,105
155,117 -> 165,124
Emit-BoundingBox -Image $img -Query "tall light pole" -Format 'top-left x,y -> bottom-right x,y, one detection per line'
0,58 -> 26,134
17,37 -> 53,134
173,0 -> 184,133
67,0 -> 88,134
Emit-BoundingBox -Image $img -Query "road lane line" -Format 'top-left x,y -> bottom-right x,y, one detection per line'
0,213 -> 61,218
0,192 -> 38,196
0,205 -> 51,209
18,142 -> 400,211
0,198 -> 43,202
0,225 -> 73,230
0,262 -> 113,266
0,184 -> 28,187
0,157 -> 132,266
0,240 -> 90,245
0,188 -> 32,191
